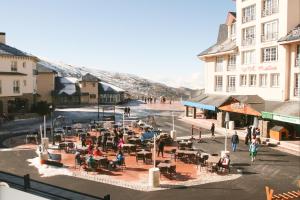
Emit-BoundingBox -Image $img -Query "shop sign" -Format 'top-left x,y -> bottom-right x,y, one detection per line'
273,114 -> 300,125
241,65 -> 277,72
231,102 -> 245,110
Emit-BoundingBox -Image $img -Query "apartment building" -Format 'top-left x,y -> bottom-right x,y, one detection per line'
184,0 -> 300,137
0,32 -> 38,115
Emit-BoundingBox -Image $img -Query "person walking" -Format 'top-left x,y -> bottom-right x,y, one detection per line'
231,131 -> 239,152
245,126 -> 251,145
210,123 -> 215,139
249,139 -> 259,162
157,139 -> 165,158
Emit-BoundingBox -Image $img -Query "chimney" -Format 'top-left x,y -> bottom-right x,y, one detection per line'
0,32 -> 6,44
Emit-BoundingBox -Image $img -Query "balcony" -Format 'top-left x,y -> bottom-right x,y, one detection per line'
242,15 -> 255,23
261,32 -> 278,42
227,64 -> 236,71
294,88 -> 299,97
262,6 -> 279,17
242,38 -> 255,46
227,87 -> 236,92
295,58 -> 300,67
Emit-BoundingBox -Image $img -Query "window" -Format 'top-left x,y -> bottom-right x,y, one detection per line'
296,45 -> 300,67
32,69 -> 38,75
263,46 -> 277,62
242,26 -> 256,46
240,75 -> 247,86
231,23 -> 236,39
228,54 -> 236,71
262,20 -> 278,42
90,94 -> 96,99
242,5 -> 256,23
270,73 -> 279,87
11,61 -> 17,72
215,76 -> 223,91
215,57 -> 223,72
249,74 -> 256,87
259,74 -> 268,87
23,80 -> 27,87
242,50 -> 256,65
13,80 -> 20,93
262,0 -> 279,17
227,76 -> 236,92
0,80 -> 2,94
22,62 -> 26,68
295,73 -> 300,96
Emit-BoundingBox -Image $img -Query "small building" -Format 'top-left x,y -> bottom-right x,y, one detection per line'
98,81 -> 125,104
79,73 -> 99,105
36,64 -> 57,104
53,77 -> 81,106
269,126 -> 289,141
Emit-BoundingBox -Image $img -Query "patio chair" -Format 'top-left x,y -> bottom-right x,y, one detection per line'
169,165 -> 176,176
196,157 -> 206,171
136,153 -> 144,163
145,153 -> 153,164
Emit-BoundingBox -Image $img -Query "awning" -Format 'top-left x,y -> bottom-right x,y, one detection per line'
182,94 -> 230,112
218,95 -> 265,116
262,112 -> 300,125
182,101 -> 217,111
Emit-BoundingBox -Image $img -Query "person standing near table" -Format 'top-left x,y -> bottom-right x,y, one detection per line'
231,131 -> 239,152
157,138 -> 165,158
245,126 -> 251,145
210,123 -> 215,139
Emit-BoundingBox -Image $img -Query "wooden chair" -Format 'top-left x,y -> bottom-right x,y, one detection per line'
136,153 -> 144,163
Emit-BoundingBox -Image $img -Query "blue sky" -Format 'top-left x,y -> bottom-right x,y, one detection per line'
1,0 -> 235,89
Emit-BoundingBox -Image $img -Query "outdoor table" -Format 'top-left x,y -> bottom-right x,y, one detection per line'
94,156 -> 108,168
77,146 -> 88,154
128,137 -> 141,144
178,141 -> 193,148
136,150 -> 152,163
122,144 -> 136,153
176,150 -> 198,163
207,155 -> 220,164
157,162 -> 176,175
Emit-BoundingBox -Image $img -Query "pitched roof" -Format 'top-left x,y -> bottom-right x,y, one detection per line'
98,81 -> 125,94
55,77 -> 79,95
81,73 -> 100,82
198,24 -> 237,57
0,43 -> 34,58
278,24 -> 300,43
37,63 -> 57,73
264,101 -> 300,118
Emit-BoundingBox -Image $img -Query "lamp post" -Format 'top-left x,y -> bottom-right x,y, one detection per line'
49,105 -> 54,145
97,95 -> 100,121
52,115 -> 64,145
224,112 -> 230,151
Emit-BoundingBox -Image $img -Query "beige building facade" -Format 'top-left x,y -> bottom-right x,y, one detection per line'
36,65 -> 56,104
0,32 -> 38,114
79,73 -> 99,105
200,0 -> 300,102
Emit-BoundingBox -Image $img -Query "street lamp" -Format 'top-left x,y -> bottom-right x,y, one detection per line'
52,115 -> 64,145
224,112 -> 230,151
49,105 -> 54,145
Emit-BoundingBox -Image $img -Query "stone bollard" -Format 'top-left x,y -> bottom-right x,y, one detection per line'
41,137 -> 49,148
170,130 -> 176,140
148,168 -> 160,188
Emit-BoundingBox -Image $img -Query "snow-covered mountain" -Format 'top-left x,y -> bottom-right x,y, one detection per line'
38,59 -> 204,100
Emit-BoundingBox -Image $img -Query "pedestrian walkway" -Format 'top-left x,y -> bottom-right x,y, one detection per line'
179,116 -> 300,156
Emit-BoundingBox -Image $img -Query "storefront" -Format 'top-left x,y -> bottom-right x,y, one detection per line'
182,94 -> 229,120
218,95 -> 264,128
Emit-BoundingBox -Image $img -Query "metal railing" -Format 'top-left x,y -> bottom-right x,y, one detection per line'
262,6 -> 279,17
295,58 -> 300,67
261,32 -> 278,42
0,171 -> 110,200
242,38 -> 255,46
294,88 -> 299,97
242,15 -> 255,23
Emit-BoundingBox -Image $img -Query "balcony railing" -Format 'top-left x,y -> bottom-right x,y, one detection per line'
295,58 -> 300,67
227,87 -> 236,92
242,15 -> 255,23
227,64 -> 236,71
215,87 -> 222,92
261,32 -> 278,42
242,38 -> 255,46
294,88 -> 299,97
262,6 -> 279,17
